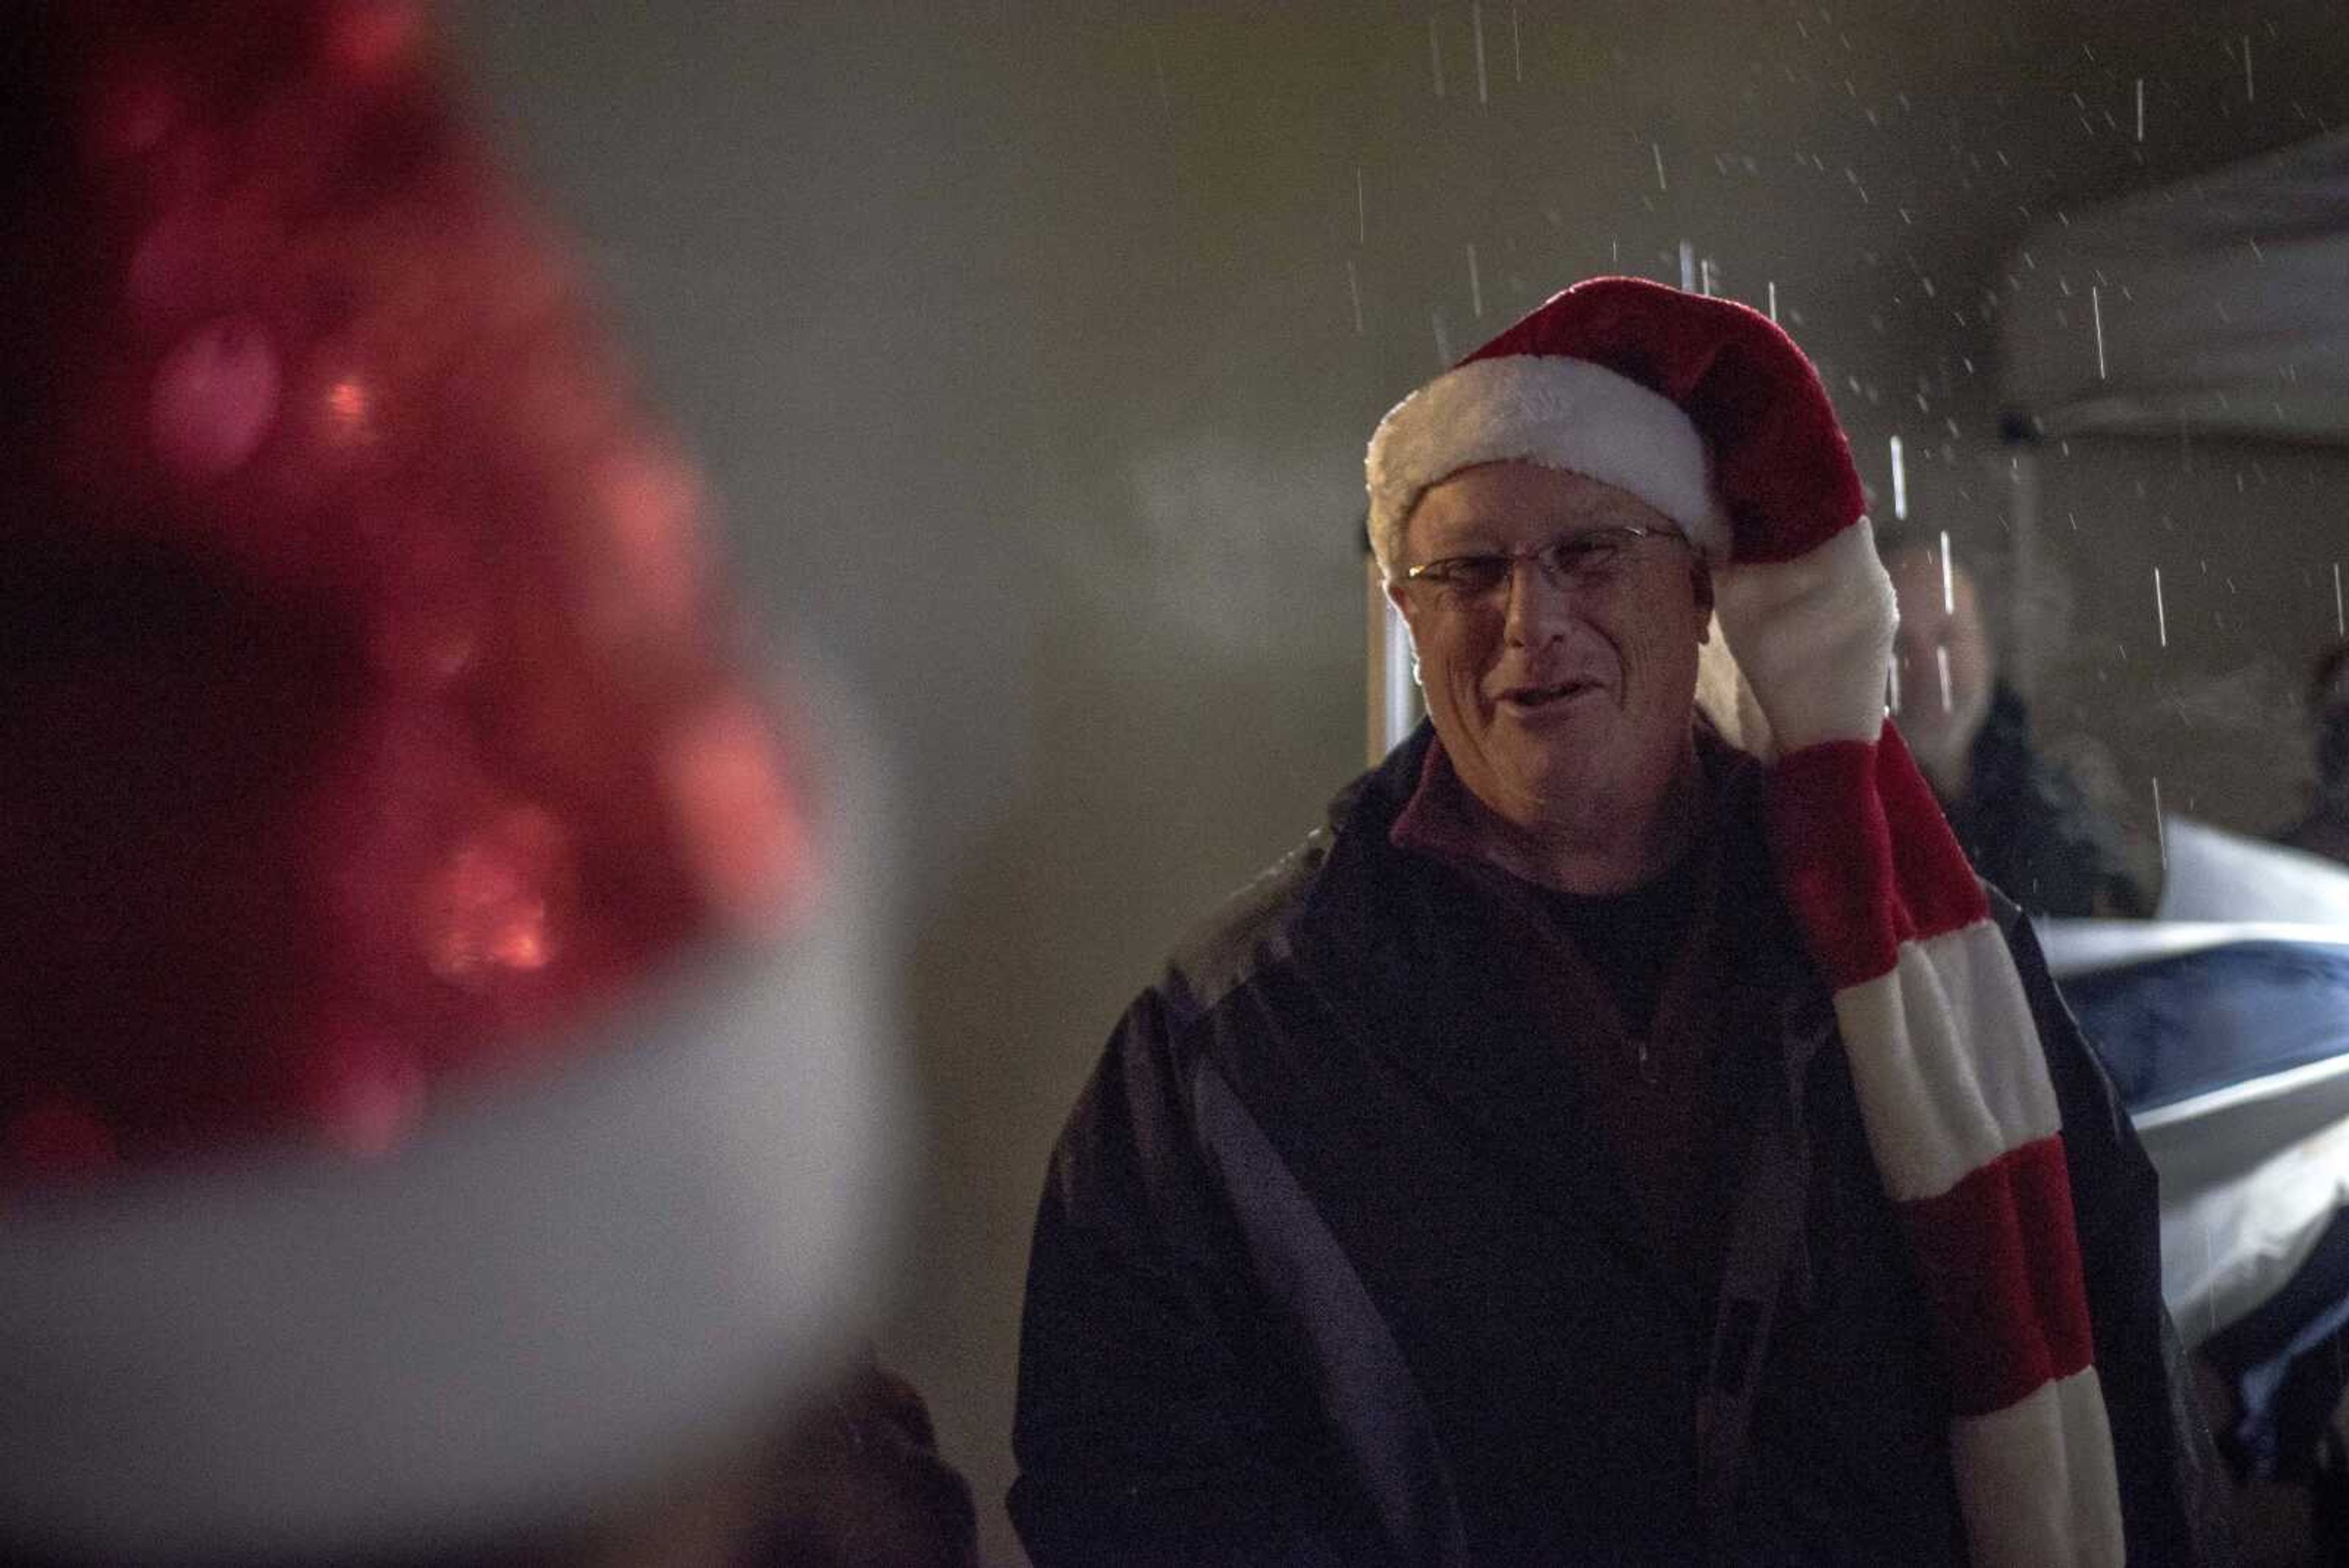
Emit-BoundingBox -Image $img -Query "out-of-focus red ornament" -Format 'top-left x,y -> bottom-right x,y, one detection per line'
151,316 -> 281,476
0,1 -> 817,1184
300,1015 -> 428,1158
666,694 -> 819,932
322,1 -> 425,80
1,1097 -> 119,1177
81,71 -> 179,162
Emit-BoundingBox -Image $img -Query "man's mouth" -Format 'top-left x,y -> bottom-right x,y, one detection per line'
1496,680 -> 1598,711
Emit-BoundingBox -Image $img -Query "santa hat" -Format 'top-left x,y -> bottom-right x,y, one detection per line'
0,6 -> 894,1561
1366,277 -> 2123,1567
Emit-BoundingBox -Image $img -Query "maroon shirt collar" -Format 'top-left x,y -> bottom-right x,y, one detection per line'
1387,733 -> 1490,869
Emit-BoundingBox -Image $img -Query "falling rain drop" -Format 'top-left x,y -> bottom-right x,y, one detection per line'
2154,566 -> 2169,647
1472,2 -> 1490,103
1678,240 -> 1696,292
2243,35 -> 2255,103
1935,645 -> 1953,713
2153,778 -> 2167,867
1940,529 -> 1953,614
2334,561 -> 2344,635
1767,280 -> 1779,322
1653,143 -> 1668,193
1429,17 -> 1445,98
2202,1215 -> 2217,1346
1890,435 -> 1908,520
2134,76 -> 2145,142
1346,260 -> 1364,335
1356,167 -> 1367,243
1510,1 -> 1524,81
1468,243 -> 1483,317
2091,285 -> 2107,381
1699,256 -> 1720,296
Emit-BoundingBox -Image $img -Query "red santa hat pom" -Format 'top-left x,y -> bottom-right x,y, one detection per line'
1365,278 -> 2125,1568
0,5 -> 892,1561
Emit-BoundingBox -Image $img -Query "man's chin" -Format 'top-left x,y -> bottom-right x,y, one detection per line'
1491,750 -> 1605,820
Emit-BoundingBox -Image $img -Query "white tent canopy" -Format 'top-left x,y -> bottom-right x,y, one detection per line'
1998,129 -> 2349,444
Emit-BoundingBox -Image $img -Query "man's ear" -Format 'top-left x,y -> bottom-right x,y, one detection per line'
1381,576 -> 1427,685
1691,557 -> 1716,641
1383,574 -> 1413,624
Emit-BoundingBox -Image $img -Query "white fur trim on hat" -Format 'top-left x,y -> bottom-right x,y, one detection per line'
1364,354 -> 1731,572
0,800 -> 901,1564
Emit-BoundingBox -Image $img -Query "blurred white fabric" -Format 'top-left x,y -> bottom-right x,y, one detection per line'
2162,1111 -> 2349,1347
2158,817 -> 2349,927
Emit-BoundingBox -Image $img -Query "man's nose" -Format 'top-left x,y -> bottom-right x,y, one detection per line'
1501,557 -> 1573,644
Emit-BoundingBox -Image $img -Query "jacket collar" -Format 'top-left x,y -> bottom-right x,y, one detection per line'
1288,722 -> 1664,1279
1286,721 -> 1822,1302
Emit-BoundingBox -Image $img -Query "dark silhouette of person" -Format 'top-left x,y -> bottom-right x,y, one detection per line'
1879,530 -> 2150,918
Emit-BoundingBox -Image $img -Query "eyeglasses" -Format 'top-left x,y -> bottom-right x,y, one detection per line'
1399,524 -> 1685,605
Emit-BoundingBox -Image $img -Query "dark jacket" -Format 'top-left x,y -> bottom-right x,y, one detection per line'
2276,672 -> 2349,865
1943,682 -> 2150,918
1011,724 -> 2227,1566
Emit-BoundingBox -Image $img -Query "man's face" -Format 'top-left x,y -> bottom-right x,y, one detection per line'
1885,546 -> 1994,771
1387,461 -> 1712,833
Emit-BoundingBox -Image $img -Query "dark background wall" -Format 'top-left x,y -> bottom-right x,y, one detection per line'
448,5 -> 2349,1558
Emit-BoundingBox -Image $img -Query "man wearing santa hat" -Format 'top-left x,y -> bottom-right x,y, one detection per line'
1011,278 -> 2229,1564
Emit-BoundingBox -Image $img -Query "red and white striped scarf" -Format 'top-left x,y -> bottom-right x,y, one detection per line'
1720,522 -> 2122,1566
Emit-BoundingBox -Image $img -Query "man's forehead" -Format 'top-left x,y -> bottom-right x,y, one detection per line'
1411,462 -> 1668,540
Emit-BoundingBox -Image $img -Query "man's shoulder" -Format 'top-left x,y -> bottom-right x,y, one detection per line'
1116,746 -> 1414,1063
1156,823 -> 1340,1032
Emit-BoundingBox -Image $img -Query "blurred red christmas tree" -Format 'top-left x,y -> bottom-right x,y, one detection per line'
0,1 -> 814,1178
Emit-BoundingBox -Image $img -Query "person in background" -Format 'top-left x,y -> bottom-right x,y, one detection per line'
0,7 -> 974,1566
1010,277 -> 2227,1565
1877,527 -> 2152,918
2275,637 -> 2349,866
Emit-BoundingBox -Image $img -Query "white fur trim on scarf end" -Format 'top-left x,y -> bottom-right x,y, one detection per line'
1711,519 -> 1895,751
1364,355 -> 1731,571
1948,1368 -> 2126,1568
